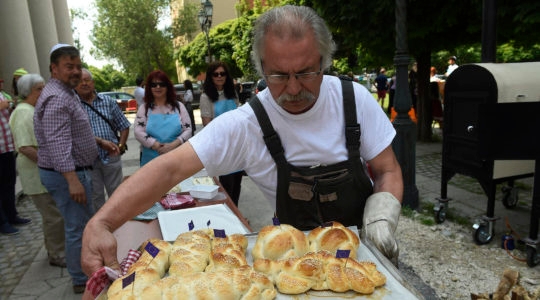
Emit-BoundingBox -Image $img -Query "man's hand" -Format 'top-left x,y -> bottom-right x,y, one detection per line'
0,99 -> 10,110
81,219 -> 121,277
64,172 -> 87,204
99,139 -> 120,156
362,192 -> 401,265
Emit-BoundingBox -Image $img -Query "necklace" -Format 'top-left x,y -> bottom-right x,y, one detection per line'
218,90 -> 224,96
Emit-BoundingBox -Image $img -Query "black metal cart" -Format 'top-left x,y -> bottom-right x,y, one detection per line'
478,101 -> 540,266
435,62 -> 539,245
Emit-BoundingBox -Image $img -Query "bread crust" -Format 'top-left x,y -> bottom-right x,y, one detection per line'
252,224 -> 309,260
253,250 -> 386,295
308,221 -> 360,259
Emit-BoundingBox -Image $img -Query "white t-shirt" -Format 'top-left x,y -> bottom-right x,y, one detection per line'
134,86 -> 145,107
189,75 -> 395,208
446,64 -> 459,76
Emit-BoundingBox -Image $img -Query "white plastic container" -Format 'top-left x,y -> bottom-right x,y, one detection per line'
189,185 -> 219,199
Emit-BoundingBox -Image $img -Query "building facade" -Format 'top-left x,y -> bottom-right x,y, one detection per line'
0,0 -> 73,88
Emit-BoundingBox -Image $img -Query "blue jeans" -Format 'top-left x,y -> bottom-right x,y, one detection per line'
39,168 -> 94,286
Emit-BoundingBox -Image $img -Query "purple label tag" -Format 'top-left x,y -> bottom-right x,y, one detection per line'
188,220 -> 194,231
214,229 -> 226,238
207,220 -> 211,227
144,242 -> 160,258
321,221 -> 333,228
272,217 -> 280,226
336,249 -> 351,258
122,272 -> 135,288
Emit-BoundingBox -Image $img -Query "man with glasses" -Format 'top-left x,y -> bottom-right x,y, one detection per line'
76,68 -> 131,212
82,5 -> 403,279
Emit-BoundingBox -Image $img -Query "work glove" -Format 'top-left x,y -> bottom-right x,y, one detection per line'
362,192 -> 401,266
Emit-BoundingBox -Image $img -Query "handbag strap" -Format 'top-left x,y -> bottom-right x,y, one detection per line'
81,98 -> 120,139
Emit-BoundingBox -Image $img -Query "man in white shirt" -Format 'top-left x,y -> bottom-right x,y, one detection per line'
81,5 -> 404,278
133,77 -> 144,107
445,56 -> 459,77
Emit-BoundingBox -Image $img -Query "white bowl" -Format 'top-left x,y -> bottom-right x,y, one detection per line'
189,184 -> 219,199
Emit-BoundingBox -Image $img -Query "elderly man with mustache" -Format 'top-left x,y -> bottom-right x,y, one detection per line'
81,5 -> 403,285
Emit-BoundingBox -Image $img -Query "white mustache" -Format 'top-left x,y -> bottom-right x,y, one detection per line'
277,90 -> 316,106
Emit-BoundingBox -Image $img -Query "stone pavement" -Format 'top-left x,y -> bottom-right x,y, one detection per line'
1,119 -> 536,299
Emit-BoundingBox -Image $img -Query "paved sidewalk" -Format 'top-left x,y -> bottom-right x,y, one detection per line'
1,122 -> 536,299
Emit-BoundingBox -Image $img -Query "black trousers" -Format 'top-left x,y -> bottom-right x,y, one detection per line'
185,102 -> 196,136
219,171 -> 244,207
0,151 -> 18,224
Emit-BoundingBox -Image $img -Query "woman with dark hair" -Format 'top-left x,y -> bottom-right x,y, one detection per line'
183,79 -> 196,136
135,70 -> 192,167
199,61 -> 243,206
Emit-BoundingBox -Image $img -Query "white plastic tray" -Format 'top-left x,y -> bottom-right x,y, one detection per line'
157,204 -> 250,241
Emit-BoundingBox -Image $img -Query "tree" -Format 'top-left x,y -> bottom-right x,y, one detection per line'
177,0 -> 280,80
299,0 -> 540,141
88,65 -> 131,92
178,19 -> 248,79
171,2 -> 199,41
92,0 -> 177,82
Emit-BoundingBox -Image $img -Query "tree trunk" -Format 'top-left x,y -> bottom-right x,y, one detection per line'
416,51 -> 434,142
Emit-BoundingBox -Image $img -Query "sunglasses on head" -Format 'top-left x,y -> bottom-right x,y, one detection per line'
150,82 -> 166,88
212,72 -> 227,78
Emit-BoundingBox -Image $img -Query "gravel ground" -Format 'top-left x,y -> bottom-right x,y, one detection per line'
396,210 -> 540,299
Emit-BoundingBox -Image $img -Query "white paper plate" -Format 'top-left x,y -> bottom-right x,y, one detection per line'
157,204 -> 250,241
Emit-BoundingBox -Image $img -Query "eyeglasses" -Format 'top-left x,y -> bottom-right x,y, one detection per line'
262,59 -> 322,85
212,72 -> 227,78
150,82 -> 166,88
81,78 -> 93,84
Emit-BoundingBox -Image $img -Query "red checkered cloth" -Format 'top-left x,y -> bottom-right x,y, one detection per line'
86,249 -> 142,298
120,249 -> 142,276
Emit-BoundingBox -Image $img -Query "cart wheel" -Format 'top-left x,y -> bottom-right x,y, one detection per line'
526,246 -> 540,267
435,205 -> 446,224
502,186 -> 518,209
473,224 -> 493,245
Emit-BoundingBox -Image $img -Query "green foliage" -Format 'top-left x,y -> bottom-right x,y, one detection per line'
178,0 -> 279,81
92,0 -> 177,82
303,0 -> 540,141
88,65 -> 131,92
171,2 -> 199,40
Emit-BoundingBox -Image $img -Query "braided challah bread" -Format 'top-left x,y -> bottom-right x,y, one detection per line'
141,265 -> 277,300
169,230 -> 212,276
127,238 -> 171,277
307,221 -> 360,259
252,224 -> 309,260
253,250 -> 386,295
206,242 -> 249,271
107,268 -> 161,299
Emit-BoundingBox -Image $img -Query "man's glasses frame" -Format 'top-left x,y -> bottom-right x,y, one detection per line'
262,59 -> 322,85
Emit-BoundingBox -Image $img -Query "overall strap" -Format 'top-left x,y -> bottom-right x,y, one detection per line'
340,79 -> 361,160
248,97 -> 288,167
248,97 -> 291,220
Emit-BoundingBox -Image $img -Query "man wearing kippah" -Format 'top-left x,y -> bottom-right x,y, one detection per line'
34,44 -> 119,294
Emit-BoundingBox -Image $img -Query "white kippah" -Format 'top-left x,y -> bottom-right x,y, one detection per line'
50,43 -> 72,54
